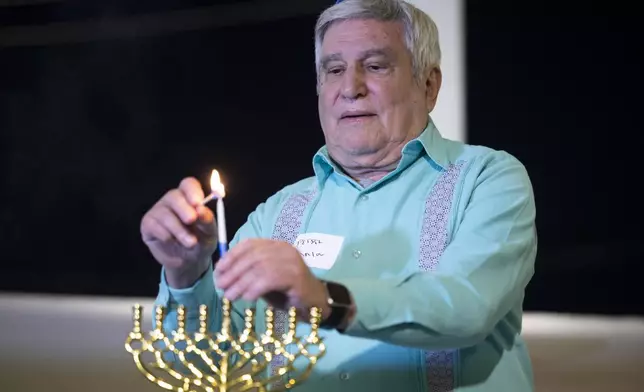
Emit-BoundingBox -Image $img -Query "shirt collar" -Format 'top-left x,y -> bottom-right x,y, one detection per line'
312,117 -> 450,187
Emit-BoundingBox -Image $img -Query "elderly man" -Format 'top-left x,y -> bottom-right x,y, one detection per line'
140,0 -> 537,390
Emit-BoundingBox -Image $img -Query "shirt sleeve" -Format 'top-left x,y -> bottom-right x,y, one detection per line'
337,152 -> 538,350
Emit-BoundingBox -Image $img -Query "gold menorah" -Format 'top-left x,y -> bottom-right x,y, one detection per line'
124,298 -> 326,392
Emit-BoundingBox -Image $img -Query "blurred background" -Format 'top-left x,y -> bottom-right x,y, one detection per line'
1,0 -> 640,315
0,0 -> 642,391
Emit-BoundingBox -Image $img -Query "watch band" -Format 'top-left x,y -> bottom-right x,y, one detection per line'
319,280 -> 352,331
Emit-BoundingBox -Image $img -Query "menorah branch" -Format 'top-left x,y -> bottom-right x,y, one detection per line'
125,302 -> 326,392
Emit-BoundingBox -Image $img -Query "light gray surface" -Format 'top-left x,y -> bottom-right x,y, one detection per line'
1,293 -> 643,391
0,293 -> 162,392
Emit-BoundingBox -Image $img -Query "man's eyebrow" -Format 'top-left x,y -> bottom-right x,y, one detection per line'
320,48 -> 395,68
358,48 -> 395,61
320,53 -> 343,69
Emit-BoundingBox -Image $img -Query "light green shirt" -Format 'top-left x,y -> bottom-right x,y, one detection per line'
154,118 -> 537,391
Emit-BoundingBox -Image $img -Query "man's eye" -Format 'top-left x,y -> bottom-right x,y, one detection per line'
327,68 -> 344,75
367,64 -> 386,72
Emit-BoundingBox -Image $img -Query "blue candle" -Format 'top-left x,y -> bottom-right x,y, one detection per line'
216,196 -> 228,257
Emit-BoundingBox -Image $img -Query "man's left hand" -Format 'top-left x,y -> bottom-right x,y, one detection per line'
214,238 -> 330,321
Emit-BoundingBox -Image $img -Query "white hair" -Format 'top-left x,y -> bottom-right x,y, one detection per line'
314,0 -> 442,83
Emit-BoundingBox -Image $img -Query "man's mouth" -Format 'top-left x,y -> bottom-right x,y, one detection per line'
340,111 -> 376,120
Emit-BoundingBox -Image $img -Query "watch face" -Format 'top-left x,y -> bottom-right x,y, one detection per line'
326,281 -> 351,308
320,281 -> 351,330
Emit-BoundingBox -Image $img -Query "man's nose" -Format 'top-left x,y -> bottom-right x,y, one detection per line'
340,66 -> 367,100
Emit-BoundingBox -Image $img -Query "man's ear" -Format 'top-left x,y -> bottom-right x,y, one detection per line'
425,67 -> 442,111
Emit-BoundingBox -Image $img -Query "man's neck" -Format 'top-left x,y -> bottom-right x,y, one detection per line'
327,122 -> 428,186
343,159 -> 401,186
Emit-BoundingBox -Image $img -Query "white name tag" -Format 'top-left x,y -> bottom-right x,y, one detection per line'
293,233 -> 344,270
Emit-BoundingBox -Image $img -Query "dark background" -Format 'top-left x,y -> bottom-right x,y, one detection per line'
1,0 -> 641,315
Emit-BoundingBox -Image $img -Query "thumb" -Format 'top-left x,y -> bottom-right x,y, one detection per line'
194,205 -> 217,237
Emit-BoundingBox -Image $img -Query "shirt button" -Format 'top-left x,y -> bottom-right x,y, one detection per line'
359,195 -> 369,201
352,250 -> 361,259
339,372 -> 350,380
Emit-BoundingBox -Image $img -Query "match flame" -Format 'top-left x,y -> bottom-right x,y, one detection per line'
209,169 -> 226,198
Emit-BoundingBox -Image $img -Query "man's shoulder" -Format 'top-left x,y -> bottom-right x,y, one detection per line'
271,176 -> 318,200
231,176 -> 317,240
436,139 -> 533,197
439,139 -> 534,205
442,138 -> 528,173
254,176 -> 318,213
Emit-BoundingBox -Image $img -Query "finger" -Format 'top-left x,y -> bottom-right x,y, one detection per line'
140,213 -> 173,243
240,273 -> 275,303
148,204 -> 197,248
215,238 -> 255,273
216,244 -> 266,290
160,189 -> 198,225
222,267 -> 260,302
179,177 -> 205,206
194,205 -> 216,236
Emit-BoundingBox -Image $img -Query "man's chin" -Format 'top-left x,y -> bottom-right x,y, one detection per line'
339,141 -> 380,155
329,144 -> 382,164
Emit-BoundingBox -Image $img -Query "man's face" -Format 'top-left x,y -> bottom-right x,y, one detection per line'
317,18 -> 440,167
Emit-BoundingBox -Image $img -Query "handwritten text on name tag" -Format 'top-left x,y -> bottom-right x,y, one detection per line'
293,233 -> 345,270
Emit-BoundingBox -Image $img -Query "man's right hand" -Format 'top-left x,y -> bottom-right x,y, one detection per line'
140,177 -> 218,288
